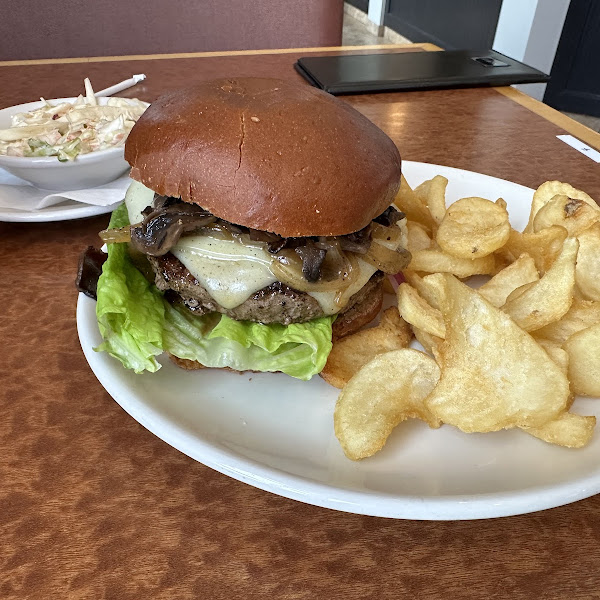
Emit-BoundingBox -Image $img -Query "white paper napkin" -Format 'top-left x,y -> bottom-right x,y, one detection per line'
0,168 -> 131,212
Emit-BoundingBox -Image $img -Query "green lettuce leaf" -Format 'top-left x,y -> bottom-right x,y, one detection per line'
95,204 -> 165,373
163,303 -> 333,380
94,205 -> 334,379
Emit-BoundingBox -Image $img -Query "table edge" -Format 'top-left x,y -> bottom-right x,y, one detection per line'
419,43 -> 600,151
494,86 -> 600,151
0,42 -> 439,67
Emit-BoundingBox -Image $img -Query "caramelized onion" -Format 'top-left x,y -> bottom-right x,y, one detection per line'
127,195 -> 409,283
200,222 -> 236,241
371,222 -> 404,247
99,225 -> 131,244
271,249 -> 357,293
363,241 -> 411,273
318,239 -> 348,281
333,253 -> 361,307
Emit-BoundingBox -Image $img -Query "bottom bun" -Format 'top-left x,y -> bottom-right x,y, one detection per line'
167,279 -> 384,373
167,355 -> 255,374
331,278 -> 384,341
167,354 -> 207,370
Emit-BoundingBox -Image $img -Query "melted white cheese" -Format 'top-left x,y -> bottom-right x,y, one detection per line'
175,236 -> 380,314
123,180 -> 384,314
172,236 -> 278,310
307,259 -> 377,315
124,179 -> 155,225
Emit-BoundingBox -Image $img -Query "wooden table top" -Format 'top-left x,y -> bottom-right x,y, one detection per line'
1,44 -> 600,600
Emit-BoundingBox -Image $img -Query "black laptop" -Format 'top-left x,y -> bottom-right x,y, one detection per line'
294,50 -> 549,95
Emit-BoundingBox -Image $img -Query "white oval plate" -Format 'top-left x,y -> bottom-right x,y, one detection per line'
77,162 -> 600,520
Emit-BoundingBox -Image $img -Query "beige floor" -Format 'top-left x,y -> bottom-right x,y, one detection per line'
342,6 -> 600,134
342,12 -> 387,46
342,8 -> 411,47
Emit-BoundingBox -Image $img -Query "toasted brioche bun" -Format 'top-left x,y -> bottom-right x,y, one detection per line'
331,277 -> 384,341
125,77 -> 401,237
167,278 -> 384,372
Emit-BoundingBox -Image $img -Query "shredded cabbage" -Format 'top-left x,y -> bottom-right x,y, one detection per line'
0,78 -> 147,160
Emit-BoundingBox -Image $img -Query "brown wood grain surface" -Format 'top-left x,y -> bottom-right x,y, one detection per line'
1,47 -> 600,600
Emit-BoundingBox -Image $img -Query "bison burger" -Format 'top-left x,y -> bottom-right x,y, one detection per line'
91,78 -> 409,379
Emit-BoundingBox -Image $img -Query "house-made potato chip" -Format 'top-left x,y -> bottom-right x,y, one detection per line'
424,274 -> 570,432
394,175 -> 435,231
502,237 -> 578,331
478,253 -> 539,308
532,195 -> 600,237
406,220 -> 433,253
397,283 -> 445,338
525,181 -> 598,233
436,196 -> 510,259
534,298 -> 600,345
575,223 -> 600,301
564,323 -> 600,397
409,249 -> 495,278
415,175 -> 448,226
334,349 -> 441,460
523,412 -> 596,448
498,226 -> 567,274
321,308 -> 412,389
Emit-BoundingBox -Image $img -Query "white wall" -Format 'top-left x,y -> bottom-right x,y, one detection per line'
493,0 -> 571,101
493,0 -> 539,61
518,0 -> 572,100
367,0 -> 386,26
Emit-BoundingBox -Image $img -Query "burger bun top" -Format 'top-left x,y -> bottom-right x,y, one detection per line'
125,77 -> 401,237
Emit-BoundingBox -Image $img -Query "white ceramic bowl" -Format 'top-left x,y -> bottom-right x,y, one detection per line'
0,97 -> 147,191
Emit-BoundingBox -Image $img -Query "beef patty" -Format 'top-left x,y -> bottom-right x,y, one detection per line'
149,253 -> 383,325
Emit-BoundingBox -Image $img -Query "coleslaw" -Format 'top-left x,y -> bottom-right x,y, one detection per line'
0,78 -> 148,161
